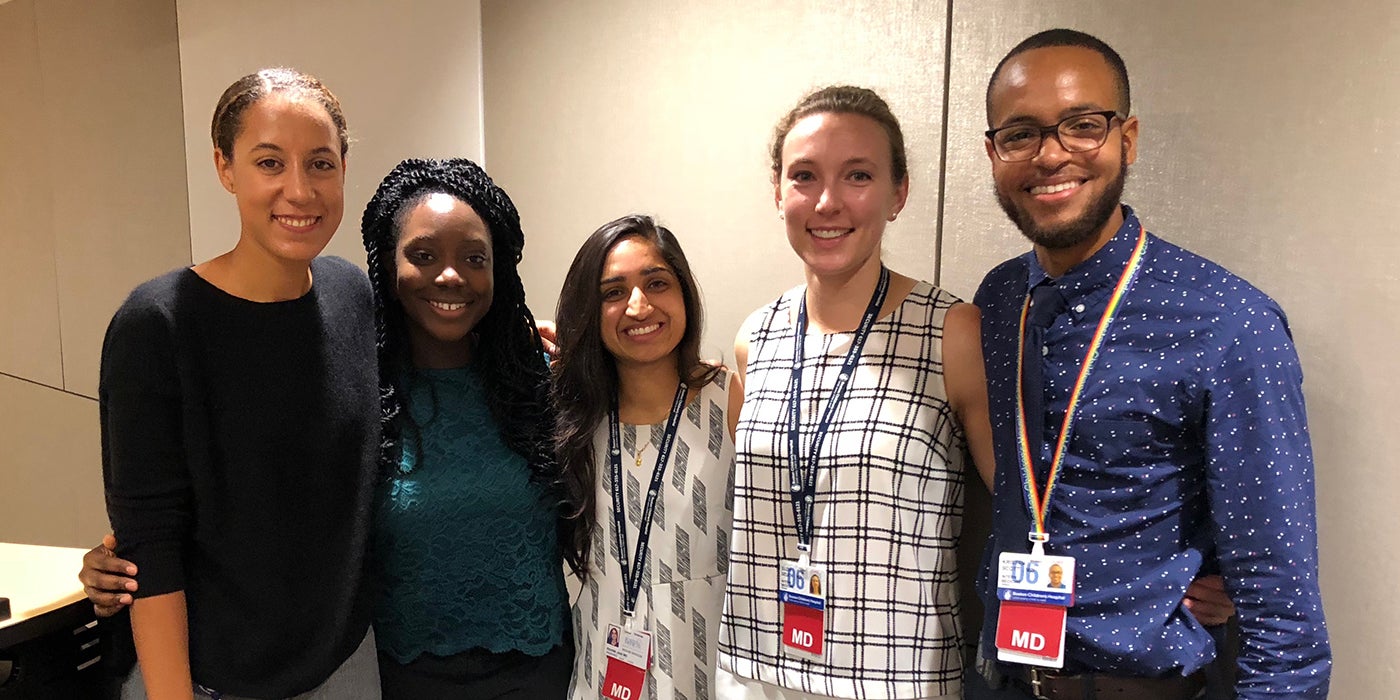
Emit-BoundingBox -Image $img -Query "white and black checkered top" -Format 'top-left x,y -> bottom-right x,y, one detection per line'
719,281 -> 966,700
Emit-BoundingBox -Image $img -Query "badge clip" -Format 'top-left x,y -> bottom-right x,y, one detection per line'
1028,531 -> 1049,557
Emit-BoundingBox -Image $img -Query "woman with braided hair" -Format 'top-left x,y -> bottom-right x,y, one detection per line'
358,157 -> 574,697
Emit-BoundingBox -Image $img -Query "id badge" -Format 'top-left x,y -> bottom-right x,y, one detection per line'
779,558 -> 826,659
994,552 -> 1075,668
601,624 -> 651,700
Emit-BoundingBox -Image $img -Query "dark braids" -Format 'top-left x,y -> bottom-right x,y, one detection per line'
360,158 -> 582,574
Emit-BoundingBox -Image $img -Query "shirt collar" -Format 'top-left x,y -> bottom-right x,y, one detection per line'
1025,204 -> 1141,301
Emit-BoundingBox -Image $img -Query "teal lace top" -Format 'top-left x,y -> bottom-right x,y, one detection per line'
372,365 -> 568,663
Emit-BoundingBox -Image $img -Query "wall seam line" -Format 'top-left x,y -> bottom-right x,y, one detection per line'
1,370 -> 97,402
476,0 -> 487,166
932,0 -> 955,289
31,0 -> 69,390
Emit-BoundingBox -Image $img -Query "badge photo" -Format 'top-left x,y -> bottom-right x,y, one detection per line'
602,626 -> 652,700
779,558 -> 826,660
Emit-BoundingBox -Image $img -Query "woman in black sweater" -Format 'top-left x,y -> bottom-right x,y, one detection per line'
98,69 -> 381,699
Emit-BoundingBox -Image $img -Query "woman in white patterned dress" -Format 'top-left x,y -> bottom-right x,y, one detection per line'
717,87 -> 993,700
552,215 -> 743,700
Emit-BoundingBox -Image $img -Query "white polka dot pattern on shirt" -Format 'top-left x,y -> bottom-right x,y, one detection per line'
973,205 -> 1330,697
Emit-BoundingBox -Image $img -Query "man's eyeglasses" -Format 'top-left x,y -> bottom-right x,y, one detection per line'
985,110 -> 1124,162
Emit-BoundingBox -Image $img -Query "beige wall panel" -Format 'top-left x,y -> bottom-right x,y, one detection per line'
0,0 -> 63,387
941,2 -> 1399,695
33,0 -> 191,398
0,375 -> 105,547
176,0 -> 485,269
483,0 -> 949,359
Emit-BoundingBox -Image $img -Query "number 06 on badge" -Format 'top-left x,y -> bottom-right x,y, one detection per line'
780,558 -> 826,659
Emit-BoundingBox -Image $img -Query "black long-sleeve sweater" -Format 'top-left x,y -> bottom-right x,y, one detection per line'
100,256 -> 378,697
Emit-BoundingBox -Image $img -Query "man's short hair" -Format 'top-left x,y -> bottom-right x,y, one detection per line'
986,28 -> 1131,125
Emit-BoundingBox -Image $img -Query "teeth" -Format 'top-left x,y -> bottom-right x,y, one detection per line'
429,301 -> 466,311
626,324 -> 660,336
1030,182 -> 1079,195
276,216 -> 318,227
810,229 -> 850,240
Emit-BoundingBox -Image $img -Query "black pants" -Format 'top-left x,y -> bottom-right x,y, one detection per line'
378,639 -> 573,700
965,615 -> 1240,700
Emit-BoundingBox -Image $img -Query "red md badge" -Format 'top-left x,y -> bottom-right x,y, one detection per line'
995,599 -> 1066,665
601,625 -> 651,700
994,551 -> 1074,667
779,558 -> 826,660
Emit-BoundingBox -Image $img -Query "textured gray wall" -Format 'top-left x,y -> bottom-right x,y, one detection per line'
482,0 -> 950,358
175,0 -> 486,268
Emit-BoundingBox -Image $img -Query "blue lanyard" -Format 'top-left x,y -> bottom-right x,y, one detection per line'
787,266 -> 890,550
608,382 -> 689,617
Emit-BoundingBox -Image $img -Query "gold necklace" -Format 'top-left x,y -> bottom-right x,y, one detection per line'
634,443 -> 647,468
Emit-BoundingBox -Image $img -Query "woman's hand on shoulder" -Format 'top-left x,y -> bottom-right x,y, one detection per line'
79,533 -> 138,617
535,319 -> 559,358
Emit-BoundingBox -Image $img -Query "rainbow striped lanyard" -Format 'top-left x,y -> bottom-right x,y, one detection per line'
1015,226 -> 1148,551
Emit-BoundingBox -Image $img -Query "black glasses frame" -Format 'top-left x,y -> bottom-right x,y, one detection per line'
985,110 -> 1123,162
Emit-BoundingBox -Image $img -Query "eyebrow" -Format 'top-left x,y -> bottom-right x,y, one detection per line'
599,266 -> 673,286
249,143 -> 338,157
993,103 -> 1109,128
400,234 -> 489,248
785,156 -> 878,171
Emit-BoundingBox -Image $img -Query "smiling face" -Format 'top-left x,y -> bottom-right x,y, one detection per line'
986,45 -> 1138,253
215,93 -> 346,266
394,193 -> 494,368
775,112 -> 908,282
598,236 -> 686,372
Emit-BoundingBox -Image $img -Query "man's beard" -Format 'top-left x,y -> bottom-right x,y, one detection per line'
995,151 -> 1128,250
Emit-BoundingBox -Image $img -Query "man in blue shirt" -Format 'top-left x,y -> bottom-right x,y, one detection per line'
973,29 -> 1330,699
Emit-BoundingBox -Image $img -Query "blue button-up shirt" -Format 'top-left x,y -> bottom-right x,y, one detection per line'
974,206 -> 1330,698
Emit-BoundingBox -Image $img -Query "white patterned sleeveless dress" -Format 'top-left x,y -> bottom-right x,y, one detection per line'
570,369 -> 737,700
719,281 -> 966,700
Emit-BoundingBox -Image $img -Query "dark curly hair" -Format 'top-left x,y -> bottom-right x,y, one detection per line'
360,158 -> 582,574
551,214 -> 719,578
